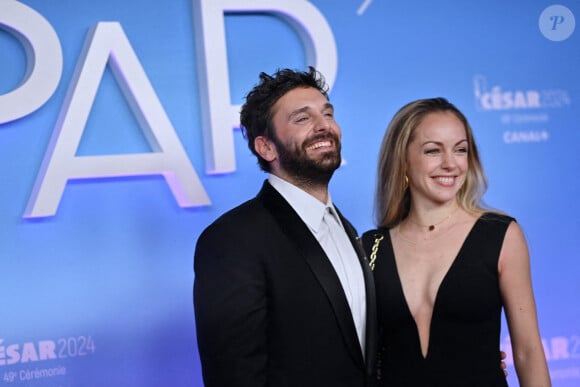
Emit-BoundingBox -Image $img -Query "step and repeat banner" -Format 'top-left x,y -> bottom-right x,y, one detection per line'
1,0 -> 578,385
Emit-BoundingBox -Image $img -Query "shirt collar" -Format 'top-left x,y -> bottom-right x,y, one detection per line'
268,174 -> 339,233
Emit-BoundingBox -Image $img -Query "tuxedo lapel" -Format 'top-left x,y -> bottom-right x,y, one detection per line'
257,181 -> 364,366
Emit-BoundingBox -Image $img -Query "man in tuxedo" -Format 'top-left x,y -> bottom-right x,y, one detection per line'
193,67 -> 377,387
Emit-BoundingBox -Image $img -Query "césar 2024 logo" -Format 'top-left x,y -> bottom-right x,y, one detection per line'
0,336 -> 96,366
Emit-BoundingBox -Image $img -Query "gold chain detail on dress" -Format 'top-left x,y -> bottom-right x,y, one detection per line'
369,234 -> 384,271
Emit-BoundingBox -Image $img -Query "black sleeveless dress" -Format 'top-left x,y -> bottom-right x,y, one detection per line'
362,213 -> 513,387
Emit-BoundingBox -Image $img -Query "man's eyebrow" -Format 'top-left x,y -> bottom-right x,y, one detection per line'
288,106 -> 310,119
288,102 -> 334,119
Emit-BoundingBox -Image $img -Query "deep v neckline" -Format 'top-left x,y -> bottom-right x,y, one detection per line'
387,215 -> 483,360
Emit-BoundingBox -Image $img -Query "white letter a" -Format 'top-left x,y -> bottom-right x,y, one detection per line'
25,22 -> 210,218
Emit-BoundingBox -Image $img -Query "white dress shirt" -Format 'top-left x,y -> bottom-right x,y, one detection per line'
268,174 -> 367,354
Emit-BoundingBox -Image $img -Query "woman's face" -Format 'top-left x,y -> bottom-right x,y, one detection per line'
405,111 -> 468,207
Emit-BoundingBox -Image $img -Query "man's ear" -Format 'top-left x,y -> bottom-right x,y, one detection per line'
254,136 -> 277,162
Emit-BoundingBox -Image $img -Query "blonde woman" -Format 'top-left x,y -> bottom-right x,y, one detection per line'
362,97 -> 550,386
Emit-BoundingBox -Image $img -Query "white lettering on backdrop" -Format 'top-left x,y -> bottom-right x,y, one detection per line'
0,0 -> 338,217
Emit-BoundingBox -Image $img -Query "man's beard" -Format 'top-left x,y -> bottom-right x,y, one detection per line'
272,133 -> 342,186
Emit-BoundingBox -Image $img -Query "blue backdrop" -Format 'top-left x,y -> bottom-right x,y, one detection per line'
1,0 -> 578,385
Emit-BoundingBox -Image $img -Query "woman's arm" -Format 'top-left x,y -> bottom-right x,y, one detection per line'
498,221 -> 551,387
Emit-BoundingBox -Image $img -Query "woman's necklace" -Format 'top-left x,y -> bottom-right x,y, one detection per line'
397,207 -> 459,244
407,206 -> 459,231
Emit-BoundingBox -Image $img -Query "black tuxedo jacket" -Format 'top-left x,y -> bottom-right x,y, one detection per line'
194,181 -> 377,387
